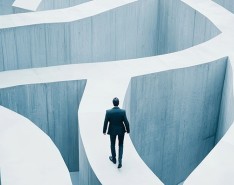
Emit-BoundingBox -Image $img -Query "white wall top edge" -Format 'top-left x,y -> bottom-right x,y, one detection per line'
12,0 -> 42,11
0,0 -> 137,29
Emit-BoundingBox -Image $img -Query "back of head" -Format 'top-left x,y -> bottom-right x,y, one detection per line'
113,97 -> 119,106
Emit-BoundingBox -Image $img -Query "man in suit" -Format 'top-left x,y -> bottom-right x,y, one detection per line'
103,97 -> 130,168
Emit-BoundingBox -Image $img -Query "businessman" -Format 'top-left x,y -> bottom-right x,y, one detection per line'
103,97 -> 130,168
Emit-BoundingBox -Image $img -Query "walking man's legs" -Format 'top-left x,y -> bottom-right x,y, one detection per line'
110,135 -> 117,163
118,134 -> 125,168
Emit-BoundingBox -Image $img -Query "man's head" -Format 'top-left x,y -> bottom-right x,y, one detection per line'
113,97 -> 119,106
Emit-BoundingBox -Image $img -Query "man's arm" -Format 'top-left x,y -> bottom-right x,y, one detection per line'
123,111 -> 130,133
103,111 -> 109,134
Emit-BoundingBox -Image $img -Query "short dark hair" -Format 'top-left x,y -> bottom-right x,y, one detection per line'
113,97 -> 119,106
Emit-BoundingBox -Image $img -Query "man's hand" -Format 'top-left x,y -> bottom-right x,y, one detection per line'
103,133 -> 106,135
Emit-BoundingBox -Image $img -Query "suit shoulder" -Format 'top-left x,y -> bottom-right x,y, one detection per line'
106,109 -> 112,113
120,109 -> 126,113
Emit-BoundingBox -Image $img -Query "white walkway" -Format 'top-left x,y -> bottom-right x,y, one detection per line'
0,106 -> 72,185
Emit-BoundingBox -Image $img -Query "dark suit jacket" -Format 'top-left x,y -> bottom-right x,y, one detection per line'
103,107 -> 130,135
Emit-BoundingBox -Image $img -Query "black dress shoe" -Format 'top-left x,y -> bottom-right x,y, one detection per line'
109,156 -> 116,164
117,163 -> 122,168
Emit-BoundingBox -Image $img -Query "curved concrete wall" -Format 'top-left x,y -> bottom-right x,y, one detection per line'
0,80 -> 86,172
126,58 -> 227,185
0,0 -> 219,71
157,0 -> 220,54
215,60 -> 234,143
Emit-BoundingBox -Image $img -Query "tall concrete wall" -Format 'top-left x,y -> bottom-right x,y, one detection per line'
213,0 -> 234,14
215,60 -> 234,143
126,58 -> 227,185
38,0 -> 90,11
0,0 -> 219,72
0,80 -> 86,172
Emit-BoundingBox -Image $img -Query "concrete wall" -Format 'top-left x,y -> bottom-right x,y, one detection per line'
0,0 -> 219,72
38,0 -> 90,11
157,0 -> 220,54
213,0 -> 234,14
126,58 -> 227,185
0,80 -> 86,172
0,0 -> 90,15
79,134 -> 101,185
215,59 -> 234,143
0,0 -> 28,15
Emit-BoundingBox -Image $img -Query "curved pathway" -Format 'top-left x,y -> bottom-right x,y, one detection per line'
0,106 -> 72,185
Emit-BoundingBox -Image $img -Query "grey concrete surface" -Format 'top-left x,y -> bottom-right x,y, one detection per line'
0,0 -> 219,71
0,0 -> 28,15
215,59 -> 234,143
0,80 -> 86,172
157,0 -> 220,54
213,0 -> 234,14
79,133 -> 101,185
70,171 -> 79,185
38,0 -> 90,11
127,58 -> 227,185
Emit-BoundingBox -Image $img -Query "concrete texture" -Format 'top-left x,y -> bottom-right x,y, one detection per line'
0,0 -> 219,71
215,60 -> 234,143
0,0 -> 28,15
13,0 -> 91,12
157,0 -> 220,54
78,133 -> 101,185
184,122 -> 234,185
38,0 -> 90,11
13,0 -> 43,11
70,171 -> 79,185
127,58 -> 227,185
0,80 -> 86,172
213,0 -> 234,14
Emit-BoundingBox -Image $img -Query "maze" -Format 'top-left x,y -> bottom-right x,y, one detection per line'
0,0 -> 234,184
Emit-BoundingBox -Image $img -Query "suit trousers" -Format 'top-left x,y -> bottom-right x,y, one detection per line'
110,134 -> 125,163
